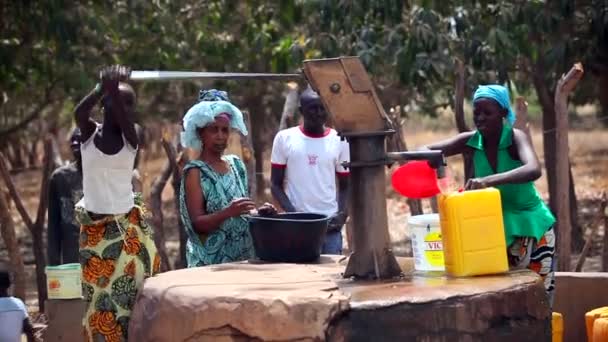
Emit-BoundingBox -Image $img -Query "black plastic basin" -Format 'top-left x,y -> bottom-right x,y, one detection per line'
247,212 -> 330,263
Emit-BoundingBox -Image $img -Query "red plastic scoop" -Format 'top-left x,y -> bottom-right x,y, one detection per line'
391,161 -> 441,199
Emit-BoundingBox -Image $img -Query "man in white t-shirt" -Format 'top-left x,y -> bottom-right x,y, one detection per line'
270,86 -> 350,254
0,269 -> 36,342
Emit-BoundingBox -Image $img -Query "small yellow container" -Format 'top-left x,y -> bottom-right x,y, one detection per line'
438,188 -> 509,277
586,307 -> 608,342
552,312 -> 563,342
45,263 -> 83,299
593,318 -> 608,342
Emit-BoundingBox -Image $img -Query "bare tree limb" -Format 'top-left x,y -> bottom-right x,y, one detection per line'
31,138 -> 53,311
454,59 -> 468,133
35,136 -> 53,225
604,200 -> 608,272
0,152 -> 33,227
162,136 -> 189,269
240,111 -> 257,201
514,97 -> 532,140
554,62 -> 584,272
149,139 -> 172,272
386,111 -> 422,217
0,190 -> 26,300
0,82 -> 56,139
279,82 -> 299,131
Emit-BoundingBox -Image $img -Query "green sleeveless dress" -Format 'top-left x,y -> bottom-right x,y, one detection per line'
466,124 -> 555,246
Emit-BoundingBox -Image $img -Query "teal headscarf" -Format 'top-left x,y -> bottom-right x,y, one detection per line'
181,89 -> 248,150
472,85 -> 516,125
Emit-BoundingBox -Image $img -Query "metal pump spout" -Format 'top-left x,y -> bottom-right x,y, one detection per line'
386,150 -> 447,179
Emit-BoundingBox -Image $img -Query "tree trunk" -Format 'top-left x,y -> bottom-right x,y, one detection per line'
0,138 -> 53,310
279,82 -> 299,131
0,191 -> 26,300
149,155 -> 172,272
603,198 -> 608,272
531,69 -> 584,253
569,169 -> 584,252
531,64 -> 558,215
245,91 -> 267,201
240,111 -> 257,202
454,59 -> 473,182
514,97 -> 532,139
10,136 -> 26,171
553,63 -> 583,272
598,70 -> 608,127
32,138 -> 54,311
386,112 -> 422,216
164,138 -> 188,269
28,138 -> 38,168
31,226 -> 46,310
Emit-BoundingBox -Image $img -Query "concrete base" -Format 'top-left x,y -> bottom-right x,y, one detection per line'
44,299 -> 85,342
553,272 -> 608,342
129,256 -> 550,342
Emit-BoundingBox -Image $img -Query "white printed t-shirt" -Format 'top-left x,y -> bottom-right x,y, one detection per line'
0,296 -> 28,342
271,126 -> 350,216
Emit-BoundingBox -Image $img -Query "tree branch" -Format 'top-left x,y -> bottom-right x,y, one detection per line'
0,82 -> 56,139
35,136 -> 54,226
149,141 -> 173,272
554,62 -> 584,272
279,82 -> 299,131
453,58 -> 468,132
514,97 -> 532,140
0,152 -> 33,228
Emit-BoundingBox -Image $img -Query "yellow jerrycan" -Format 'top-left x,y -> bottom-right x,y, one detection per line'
438,187 -> 509,277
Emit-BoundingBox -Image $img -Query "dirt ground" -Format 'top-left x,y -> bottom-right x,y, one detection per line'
1,124 -> 607,315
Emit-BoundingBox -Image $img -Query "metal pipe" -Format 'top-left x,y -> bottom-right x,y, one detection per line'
129,71 -> 302,82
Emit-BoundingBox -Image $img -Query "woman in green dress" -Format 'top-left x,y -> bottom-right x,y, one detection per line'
422,85 -> 556,304
179,90 -> 275,267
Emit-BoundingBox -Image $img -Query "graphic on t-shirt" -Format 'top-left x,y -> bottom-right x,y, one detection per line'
307,154 -> 318,166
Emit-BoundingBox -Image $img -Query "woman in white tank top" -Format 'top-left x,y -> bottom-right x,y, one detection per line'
73,65 -> 159,342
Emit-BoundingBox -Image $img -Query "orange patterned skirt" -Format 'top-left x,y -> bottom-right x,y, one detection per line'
76,194 -> 159,342
507,226 -> 556,305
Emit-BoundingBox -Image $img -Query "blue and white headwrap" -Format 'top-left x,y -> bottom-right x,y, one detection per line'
181,90 -> 248,150
198,89 -> 230,103
472,85 -> 516,125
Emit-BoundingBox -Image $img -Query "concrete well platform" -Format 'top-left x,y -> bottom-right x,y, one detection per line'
129,256 -> 550,342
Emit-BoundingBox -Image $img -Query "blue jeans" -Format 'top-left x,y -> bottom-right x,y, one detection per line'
322,230 -> 343,255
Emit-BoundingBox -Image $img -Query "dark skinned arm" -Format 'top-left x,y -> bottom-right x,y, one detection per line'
270,167 -> 296,212
47,175 -> 61,266
73,87 -> 101,142
420,131 -> 475,156
104,66 -> 139,149
107,89 -> 138,149
184,168 -> 255,234
328,175 -> 349,231
23,317 -> 37,342
467,128 -> 541,189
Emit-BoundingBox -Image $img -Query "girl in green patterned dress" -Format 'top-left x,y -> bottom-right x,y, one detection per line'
179,90 -> 275,267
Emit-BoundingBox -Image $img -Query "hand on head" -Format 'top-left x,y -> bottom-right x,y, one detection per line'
100,65 -> 131,95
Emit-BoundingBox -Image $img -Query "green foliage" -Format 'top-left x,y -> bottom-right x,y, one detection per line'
1,0 -> 607,138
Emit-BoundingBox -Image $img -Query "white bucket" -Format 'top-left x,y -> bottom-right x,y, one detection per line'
45,263 -> 82,299
408,214 -> 445,272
